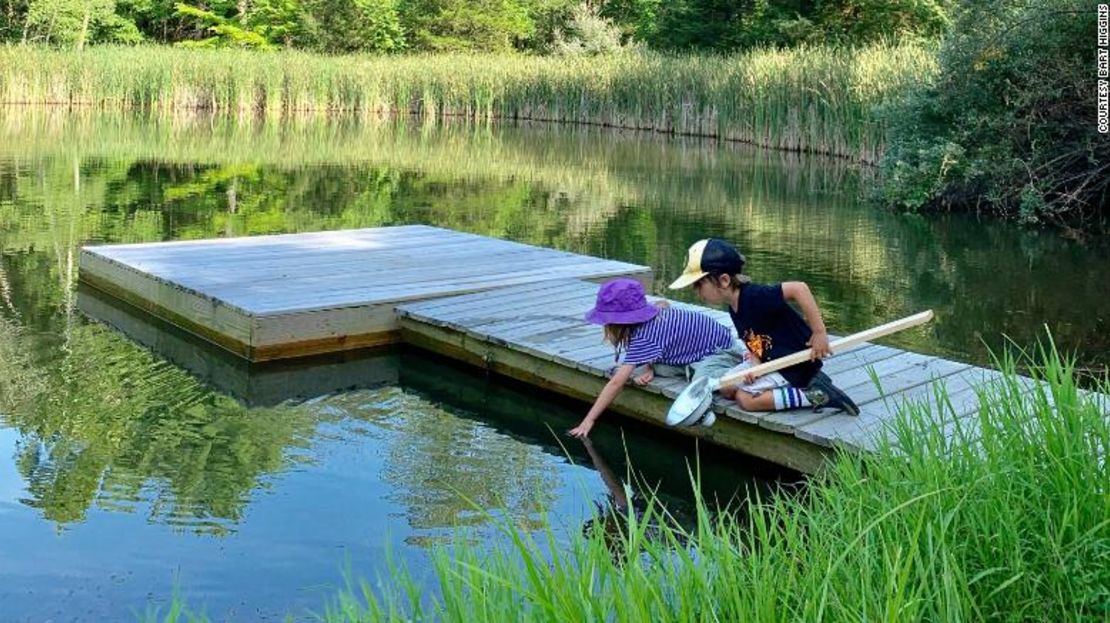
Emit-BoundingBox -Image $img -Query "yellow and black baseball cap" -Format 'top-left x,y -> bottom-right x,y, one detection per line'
668,239 -> 745,289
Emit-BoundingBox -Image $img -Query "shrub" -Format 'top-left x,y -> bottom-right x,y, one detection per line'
876,0 -> 1108,229
550,3 -> 626,55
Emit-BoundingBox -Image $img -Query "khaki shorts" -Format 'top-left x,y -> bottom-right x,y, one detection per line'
653,341 -> 790,396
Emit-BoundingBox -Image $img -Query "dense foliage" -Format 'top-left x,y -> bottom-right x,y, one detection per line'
0,0 -> 956,53
876,0 -> 1107,228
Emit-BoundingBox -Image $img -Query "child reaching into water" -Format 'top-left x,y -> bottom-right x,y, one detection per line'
569,278 -> 740,438
669,238 -> 859,416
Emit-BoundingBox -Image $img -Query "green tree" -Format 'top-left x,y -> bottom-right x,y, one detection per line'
399,0 -> 533,52
817,0 -> 952,43
729,0 -> 816,48
619,0 -> 952,51
23,0 -> 116,47
649,0 -> 746,50
113,0 -> 189,43
1,0 -> 30,41
243,0 -> 306,46
518,0 -> 575,51
550,3 -> 624,55
597,0 -> 658,43
173,1 -> 271,48
302,0 -> 403,53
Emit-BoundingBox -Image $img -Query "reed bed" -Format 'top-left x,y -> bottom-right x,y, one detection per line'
0,45 -> 934,162
311,340 -> 1107,622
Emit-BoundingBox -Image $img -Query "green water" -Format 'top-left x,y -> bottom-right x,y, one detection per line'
0,110 -> 1106,620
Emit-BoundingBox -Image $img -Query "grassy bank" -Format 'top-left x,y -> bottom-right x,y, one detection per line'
0,44 -> 933,163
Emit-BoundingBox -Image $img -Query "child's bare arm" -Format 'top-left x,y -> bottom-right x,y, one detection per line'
570,364 -> 635,438
781,281 -> 831,359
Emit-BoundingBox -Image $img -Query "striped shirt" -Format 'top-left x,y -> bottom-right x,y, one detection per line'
622,308 -> 733,366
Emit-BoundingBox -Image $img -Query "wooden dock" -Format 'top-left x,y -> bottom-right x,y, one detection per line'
396,279 -> 1035,474
79,227 -> 1104,474
78,225 -> 650,362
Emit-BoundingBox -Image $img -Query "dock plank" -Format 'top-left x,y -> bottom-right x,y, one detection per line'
117,235 -> 492,282
246,261 -> 648,313
429,285 -> 598,327
794,357 -> 976,450
184,247 -> 578,295
399,278 -> 593,318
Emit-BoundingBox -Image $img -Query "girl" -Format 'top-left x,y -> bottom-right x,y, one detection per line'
569,277 -> 739,438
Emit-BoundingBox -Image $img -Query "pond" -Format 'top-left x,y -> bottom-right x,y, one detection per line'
0,110 -> 1106,620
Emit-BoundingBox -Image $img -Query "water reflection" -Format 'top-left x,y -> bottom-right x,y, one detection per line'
0,316 -> 317,532
395,347 -> 784,507
77,284 -> 400,407
5,311 -> 793,620
579,435 -> 660,559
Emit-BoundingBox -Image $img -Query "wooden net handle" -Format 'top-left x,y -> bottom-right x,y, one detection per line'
718,310 -> 935,388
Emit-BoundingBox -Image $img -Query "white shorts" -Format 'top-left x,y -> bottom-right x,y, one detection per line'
654,341 -> 790,396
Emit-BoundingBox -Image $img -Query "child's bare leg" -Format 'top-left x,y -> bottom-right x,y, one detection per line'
734,391 -> 776,411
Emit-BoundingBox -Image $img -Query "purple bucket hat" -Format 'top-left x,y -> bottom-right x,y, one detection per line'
584,278 -> 660,325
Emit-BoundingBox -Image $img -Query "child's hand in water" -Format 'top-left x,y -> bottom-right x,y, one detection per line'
633,365 -> 655,385
569,420 -> 593,438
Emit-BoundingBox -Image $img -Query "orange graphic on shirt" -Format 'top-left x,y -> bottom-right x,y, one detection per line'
742,330 -> 773,360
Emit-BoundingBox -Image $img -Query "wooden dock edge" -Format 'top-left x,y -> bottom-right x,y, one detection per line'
399,316 -> 837,474
79,271 -> 256,359
80,270 -> 403,360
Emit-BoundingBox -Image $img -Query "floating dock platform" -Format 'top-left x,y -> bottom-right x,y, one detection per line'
78,225 -> 650,361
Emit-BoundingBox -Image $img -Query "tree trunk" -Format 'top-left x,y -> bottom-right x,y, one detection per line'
76,8 -> 91,50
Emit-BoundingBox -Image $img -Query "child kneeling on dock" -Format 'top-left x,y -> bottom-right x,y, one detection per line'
569,278 -> 741,438
669,238 -> 859,416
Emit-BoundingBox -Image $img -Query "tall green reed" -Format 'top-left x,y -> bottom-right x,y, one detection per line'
0,45 -> 935,162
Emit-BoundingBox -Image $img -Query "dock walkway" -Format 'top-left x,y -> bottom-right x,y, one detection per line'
398,279 -> 1022,473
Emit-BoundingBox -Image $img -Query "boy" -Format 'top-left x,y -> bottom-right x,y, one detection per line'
669,238 -> 859,416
